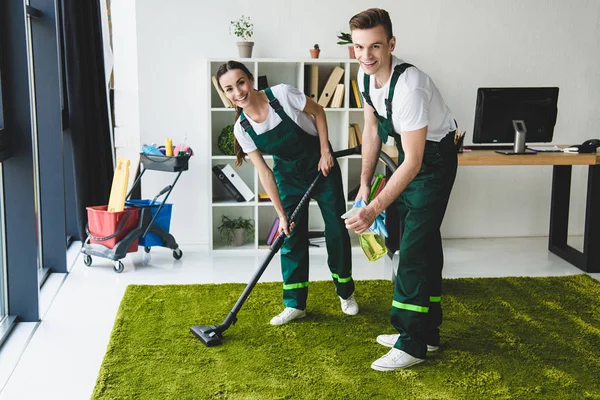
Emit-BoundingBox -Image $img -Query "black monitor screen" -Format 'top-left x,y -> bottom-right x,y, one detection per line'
473,87 -> 559,144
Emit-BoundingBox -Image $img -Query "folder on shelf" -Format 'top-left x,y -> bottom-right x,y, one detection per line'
348,125 -> 358,148
211,76 -> 234,108
350,123 -> 362,144
304,64 -> 319,102
331,84 -> 345,108
318,66 -> 344,107
212,164 -> 254,202
351,80 -> 362,108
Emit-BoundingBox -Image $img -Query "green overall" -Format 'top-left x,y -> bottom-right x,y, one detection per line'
239,88 -> 354,310
363,64 -> 458,359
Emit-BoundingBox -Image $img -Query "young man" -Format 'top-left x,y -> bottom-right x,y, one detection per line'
344,8 -> 458,371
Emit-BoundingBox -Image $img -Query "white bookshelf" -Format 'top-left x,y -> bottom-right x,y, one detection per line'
208,58 -> 385,250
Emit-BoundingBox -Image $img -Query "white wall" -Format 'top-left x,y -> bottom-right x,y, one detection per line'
114,0 -> 600,246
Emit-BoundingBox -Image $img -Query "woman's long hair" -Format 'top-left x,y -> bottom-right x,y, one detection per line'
216,61 -> 254,167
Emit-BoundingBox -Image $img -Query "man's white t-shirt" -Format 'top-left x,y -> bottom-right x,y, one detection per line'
357,55 -> 456,142
234,84 -> 317,153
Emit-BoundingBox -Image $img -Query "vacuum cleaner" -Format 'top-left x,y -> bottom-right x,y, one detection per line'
191,145 -> 398,346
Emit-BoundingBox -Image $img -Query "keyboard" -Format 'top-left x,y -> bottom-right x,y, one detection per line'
463,145 -> 514,151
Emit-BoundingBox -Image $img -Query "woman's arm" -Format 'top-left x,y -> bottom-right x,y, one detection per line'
303,96 -> 334,176
247,150 -> 292,236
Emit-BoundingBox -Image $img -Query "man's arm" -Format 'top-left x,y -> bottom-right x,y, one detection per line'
356,102 -> 381,201
346,126 -> 427,234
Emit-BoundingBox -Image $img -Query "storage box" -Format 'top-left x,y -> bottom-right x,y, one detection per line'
140,153 -> 190,172
86,206 -> 140,252
125,200 -> 172,247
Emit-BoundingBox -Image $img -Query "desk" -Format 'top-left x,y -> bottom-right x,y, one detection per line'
385,150 -> 600,273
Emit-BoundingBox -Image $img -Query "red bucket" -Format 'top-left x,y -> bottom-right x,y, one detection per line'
86,206 -> 140,252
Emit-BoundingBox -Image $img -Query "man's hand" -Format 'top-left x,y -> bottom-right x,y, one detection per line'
344,206 -> 377,234
318,151 -> 334,176
354,185 -> 371,204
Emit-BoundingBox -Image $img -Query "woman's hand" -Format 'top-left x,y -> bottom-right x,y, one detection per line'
278,214 -> 295,237
318,151 -> 334,176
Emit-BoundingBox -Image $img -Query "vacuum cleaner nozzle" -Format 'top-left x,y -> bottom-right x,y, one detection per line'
190,325 -> 223,346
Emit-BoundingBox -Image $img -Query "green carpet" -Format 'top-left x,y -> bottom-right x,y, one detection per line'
92,274 -> 600,400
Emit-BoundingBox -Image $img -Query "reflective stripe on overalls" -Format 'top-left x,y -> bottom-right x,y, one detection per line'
239,88 -> 353,310
362,64 -> 458,359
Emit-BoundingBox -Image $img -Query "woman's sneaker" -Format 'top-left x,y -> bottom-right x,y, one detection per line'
371,348 -> 424,371
269,307 -> 306,325
376,333 -> 439,352
339,294 -> 359,315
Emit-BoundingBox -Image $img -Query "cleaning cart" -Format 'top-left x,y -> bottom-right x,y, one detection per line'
81,153 -> 190,273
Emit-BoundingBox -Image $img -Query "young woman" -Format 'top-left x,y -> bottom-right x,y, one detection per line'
217,61 -> 358,325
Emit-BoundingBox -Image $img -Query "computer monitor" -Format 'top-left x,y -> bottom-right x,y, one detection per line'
473,87 -> 559,154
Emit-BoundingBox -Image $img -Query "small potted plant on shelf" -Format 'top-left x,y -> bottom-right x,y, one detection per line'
217,124 -> 235,155
230,15 -> 254,58
337,32 -> 355,59
218,215 -> 254,246
310,44 -> 320,59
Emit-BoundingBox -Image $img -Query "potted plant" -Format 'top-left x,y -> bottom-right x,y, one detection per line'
217,124 -> 235,155
218,215 -> 254,246
230,15 -> 254,58
310,44 -> 320,59
337,32 -> 355,59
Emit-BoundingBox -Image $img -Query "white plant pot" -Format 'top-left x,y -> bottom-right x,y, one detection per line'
236,41 -> 254,58
233,228 -> 246,246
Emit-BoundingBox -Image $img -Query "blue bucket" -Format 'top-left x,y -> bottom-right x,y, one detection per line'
125,199 -> 172,247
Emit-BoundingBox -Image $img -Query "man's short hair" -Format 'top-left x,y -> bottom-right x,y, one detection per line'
349,8 -> 393,40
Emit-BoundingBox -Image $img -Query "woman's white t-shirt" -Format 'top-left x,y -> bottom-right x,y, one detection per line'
234,84 -> 317,153
357,55 -> 456,142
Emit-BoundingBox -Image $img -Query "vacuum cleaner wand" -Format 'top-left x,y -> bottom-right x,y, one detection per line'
191,146 -> 364,346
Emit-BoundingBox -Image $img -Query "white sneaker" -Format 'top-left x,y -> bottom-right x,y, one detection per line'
339,294 -> 359,315
269,307 -> 306,326
376,334 -> 439,352
371,348 -> 425,371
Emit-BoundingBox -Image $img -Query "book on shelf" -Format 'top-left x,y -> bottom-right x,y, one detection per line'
350,80 -> 362,108
258,75 -> 269,91
330,84 -> 345,108
258,192 -> 270,202
318,66 -> 345,107
304,64 -> 319,102
348,125 -> 358,148
373,177 -> 386,199
212,164 -> 254,202
266,217 -> 280,245
350,123 -> 363,144
211,76 -> 234,108
368,174 -> 384,201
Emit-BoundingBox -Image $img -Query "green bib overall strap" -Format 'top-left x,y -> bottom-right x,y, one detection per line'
362,63 -> 414,143
238,88 -> 290,142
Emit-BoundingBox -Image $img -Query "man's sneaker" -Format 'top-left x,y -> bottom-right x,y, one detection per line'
371,348 -> 424,371
339,294 -> 359,315
269,307 -> 306,326
376,333 -> 439,352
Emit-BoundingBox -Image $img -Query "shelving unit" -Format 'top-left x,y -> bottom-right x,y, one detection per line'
208,58 -> 385,250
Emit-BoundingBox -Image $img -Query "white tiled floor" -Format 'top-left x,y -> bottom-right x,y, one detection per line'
0,237 -> 596,400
